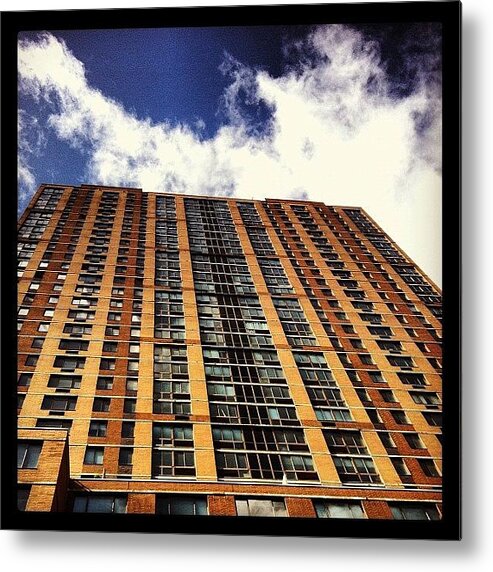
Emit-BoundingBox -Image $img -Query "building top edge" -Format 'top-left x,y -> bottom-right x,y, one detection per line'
36,183 -> 364,210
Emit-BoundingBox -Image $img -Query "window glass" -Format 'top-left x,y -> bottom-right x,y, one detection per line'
73,495 -> 127,513
314,501 -> 366,519
235,498 -> 287,517
156,496 -> 207,516
390,503 -> 440,520
17,442 -> 42,468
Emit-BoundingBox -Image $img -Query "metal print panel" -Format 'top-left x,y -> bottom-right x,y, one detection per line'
1,1 -> 461,539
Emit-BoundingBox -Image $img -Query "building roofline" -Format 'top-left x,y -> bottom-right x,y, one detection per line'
34,183 -> 367,210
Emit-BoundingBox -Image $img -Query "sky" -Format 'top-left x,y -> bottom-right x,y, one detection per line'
17,22 -> 442,286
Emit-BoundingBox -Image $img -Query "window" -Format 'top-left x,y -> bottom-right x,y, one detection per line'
119,448 -> 133,466
127,360 -> 139,372
346,370 -> 360,383
68,310 -> 96,322
18,373 -> 33,387
47,374 -> 82,389
398,372 -> 427,386
379,432 -> 396,449
92,397 -> 110,412
391,457 -> 411,476
359,354 -> 374,365
152,447 -> 195,477
88,421 -> 107,437
235,498 -> 287,517
100,358 -> 116,370
155,495 -> 207,516
102,342 -> 117,352
391,410 -> 410,425
366,409 -> 382,424
17,486 -> 31,511
153,424 -> 193,447
126,378 -> 138,392
96,375 -> 113,389
75,285 -> 100,295
73,495 -> 127,513
54,356 -> 86,371
314,500 -> 366,519
41,396 -> 77,411
368,326 -> 393,337
411,392 -> 440,406
64,324 -> 92,336
279,455 -> 315,479
107,312 -> 122,322
389,503 -> 440,521
324,431 -> 369,455
121,422 -> 135,438
105,326 -> 120,336
379,390 -> 397,403
387,356 -> 414,369
404,433 -> 425,449
315,408 -> 352,422
419,459 -> 440,477
84,446 -> 104,465
369,371 -> 386,383
22,293 -> 35,305
355,388 -> 370,403
17,442 -> 42,468
216,451 -> 254,477
124,398 -> 136,414
423,412 -> 442,427
59,339 -> 89,353
333,456 -> 381,484
36,419 -> 72,430
377,340 -> 402,353
31,338 -> 45,349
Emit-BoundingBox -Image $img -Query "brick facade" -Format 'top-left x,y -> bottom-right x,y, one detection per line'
16,184 -> 442,520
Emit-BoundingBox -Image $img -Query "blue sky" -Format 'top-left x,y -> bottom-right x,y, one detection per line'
28,27 -> 292,135
18,23 -> 442,284
18,25 -> 299,194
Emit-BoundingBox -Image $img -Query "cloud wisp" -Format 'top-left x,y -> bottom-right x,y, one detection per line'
18,26 -> 442,284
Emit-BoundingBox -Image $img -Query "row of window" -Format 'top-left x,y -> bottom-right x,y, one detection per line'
19,436 -> 439,483
343,209 -> 441,316
18,490 -> 440,520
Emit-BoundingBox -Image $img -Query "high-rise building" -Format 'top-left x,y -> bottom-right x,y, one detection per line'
17,183 -> 442,520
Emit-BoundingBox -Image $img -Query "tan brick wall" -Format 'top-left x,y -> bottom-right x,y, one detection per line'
18,428 -> 70,511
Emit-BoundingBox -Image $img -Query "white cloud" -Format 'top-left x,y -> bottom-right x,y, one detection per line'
18,110 -> 46,204
18,27 -> 442,285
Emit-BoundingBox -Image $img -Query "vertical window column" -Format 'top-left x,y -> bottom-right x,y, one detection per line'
175,195 -> 216,481
229,200 -> 340,485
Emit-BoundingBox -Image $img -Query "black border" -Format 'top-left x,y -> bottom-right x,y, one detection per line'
1,1 -> 461,539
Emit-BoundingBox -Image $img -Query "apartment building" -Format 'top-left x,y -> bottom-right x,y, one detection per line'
17,184 -> 442,520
